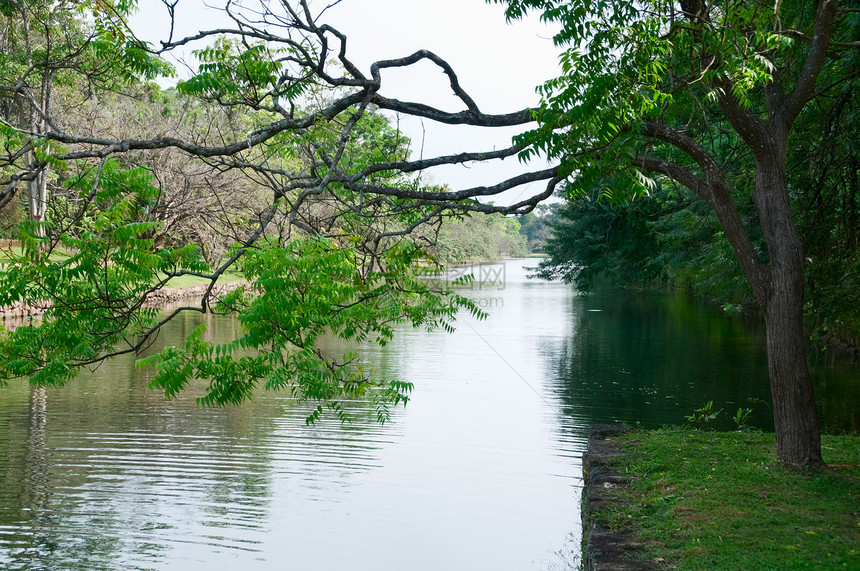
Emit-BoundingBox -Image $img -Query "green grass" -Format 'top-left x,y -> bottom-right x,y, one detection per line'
0,244 -> 69,263
1,244 -> 245,290
157,270 -> 245,289
603,428 -> 860,570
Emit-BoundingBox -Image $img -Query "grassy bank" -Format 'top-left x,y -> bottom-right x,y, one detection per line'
601,428 -> 859,569
155,270 -> 245,289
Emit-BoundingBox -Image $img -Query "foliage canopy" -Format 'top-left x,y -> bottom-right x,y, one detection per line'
0,0 -> 551,421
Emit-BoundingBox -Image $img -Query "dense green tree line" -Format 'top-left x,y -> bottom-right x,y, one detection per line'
516,203 -> 555,252
434,212 -> 529,263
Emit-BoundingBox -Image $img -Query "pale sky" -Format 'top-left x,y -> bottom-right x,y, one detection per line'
131,0 -> 562,204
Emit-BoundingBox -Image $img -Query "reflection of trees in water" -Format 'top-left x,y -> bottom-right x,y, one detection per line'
543,288 -> 777,431
543,288 -> 858,433
0,387 -> 57,566
28,387 -> 49,512
808,359 -> 860,434
0,311 -> 396,570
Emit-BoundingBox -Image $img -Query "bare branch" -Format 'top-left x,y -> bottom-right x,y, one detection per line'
342,167 -> 558,203
371,50 -> 480,115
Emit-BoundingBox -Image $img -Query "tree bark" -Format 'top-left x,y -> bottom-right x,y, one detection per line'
27,168 -> 47,229
764,271 -> 822,468
756,155 -> 823,468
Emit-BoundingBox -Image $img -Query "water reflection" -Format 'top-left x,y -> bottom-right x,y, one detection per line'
543,286 -> 857,433
0,259 -> 856,570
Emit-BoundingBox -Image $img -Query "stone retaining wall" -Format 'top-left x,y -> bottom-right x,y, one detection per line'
0,299 -> 53,319
0,281 -> 247,320
143,281 -> 247,305
581,424 -> 657,570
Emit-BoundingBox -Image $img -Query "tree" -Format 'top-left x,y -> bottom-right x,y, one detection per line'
0,0 -> 170,231
0,0 -> 558,421
535,185 -> 681,293
496,0 -> 858,467
790,57 -> 860,348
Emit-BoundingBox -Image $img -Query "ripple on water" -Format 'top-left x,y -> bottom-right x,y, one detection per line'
2,260 -> 855,570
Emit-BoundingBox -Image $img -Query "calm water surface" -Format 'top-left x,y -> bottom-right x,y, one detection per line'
1,259 -> 857,570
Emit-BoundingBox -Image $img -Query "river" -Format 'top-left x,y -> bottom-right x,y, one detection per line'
0,258 -> 857,570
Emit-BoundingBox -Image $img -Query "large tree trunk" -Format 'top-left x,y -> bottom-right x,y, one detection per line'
652,114 -> 828,468
757,158 -> 823,468
763,260 -> 822,467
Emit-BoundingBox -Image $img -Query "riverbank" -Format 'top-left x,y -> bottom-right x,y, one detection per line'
0,279 -> 246,319
582,426 -> 860,570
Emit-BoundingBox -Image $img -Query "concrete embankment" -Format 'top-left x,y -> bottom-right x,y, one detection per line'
142,281 -> 247,305
581,424 -> 656,570
0,299 -> 53,319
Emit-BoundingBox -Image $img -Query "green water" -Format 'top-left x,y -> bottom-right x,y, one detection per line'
0,259 -> 856,570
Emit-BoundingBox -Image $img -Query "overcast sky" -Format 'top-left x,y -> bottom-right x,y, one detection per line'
132,0 -> 563,203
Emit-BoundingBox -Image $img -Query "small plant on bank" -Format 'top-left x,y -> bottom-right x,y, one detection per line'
684,400 -> 722,426
685,398 -> 764,431
732,397 -> 763,431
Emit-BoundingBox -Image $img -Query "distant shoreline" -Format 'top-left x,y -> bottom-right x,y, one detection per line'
0,280 -> 247,320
